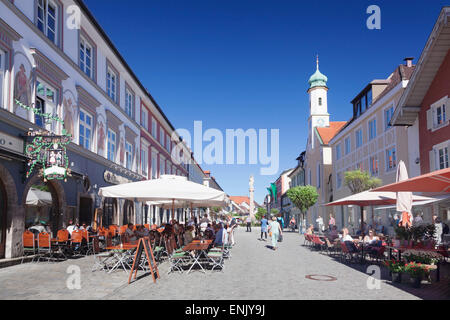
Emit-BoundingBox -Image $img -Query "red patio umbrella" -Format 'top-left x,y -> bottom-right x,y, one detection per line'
372,168 -> 450,193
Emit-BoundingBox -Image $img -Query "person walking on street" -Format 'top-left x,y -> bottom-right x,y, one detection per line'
246,216 -> 252,232
230,218 -> 237,245
260,216 -> 268,240
316,215 -> 324,234
268,216 -> 282,250
328,214 -> 335,231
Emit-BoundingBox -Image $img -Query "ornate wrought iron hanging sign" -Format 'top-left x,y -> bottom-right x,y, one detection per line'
16,99 -> 72,182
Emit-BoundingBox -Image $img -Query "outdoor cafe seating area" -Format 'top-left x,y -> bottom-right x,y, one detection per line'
303,229 -> 450,287
22,222 -> 233,276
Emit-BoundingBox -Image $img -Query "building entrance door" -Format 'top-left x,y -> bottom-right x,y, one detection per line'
79,197 -> 93,226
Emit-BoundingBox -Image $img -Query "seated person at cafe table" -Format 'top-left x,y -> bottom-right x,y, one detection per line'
214,223 -> 225,246
184,225 -> 195,244
363,229 -> 379,245
205,223 -> 215,239
306,225 -> 314,235
29,220 -> 48,234
125,223 -> 138,242
135,225 -> 150,238
341,228 -> 359,253
326,225 -> 339,241
66,220 -> 78,236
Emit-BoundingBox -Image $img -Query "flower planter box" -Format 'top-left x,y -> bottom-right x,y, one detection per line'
391,272 -> 402,283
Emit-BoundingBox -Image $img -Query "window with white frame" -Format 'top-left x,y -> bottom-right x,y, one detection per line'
125,88 -> 134,119
107,129 -> 116,162
166,134 -> 171,152
434,104 -> 447,128
36,0 -> 58,44
35,80 -> 56,131
336,144 -> 341,160
125,142 -> 133,170
435,145 -> 449,170
356,129 -> 363,148
140,147 -> 148,177
370,155 -> 379,176
386,147 -> 396,171
345,137 -> 351,155
106,67 -> 117,102
79,109 -> 93,150
160,127 -> 165,147
368,118 -> 376,141
151,152 -> 158,179
79,36 -> 93,79
385,106 -> 394,130
0,50 -> 4,108
160,156 -> 165,176
141,108 -> 148,131
152,117 -> 157,138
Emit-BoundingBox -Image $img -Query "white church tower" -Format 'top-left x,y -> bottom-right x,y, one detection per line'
307,56 -> 330,148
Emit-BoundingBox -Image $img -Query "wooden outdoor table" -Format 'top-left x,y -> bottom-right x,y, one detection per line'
182,241 -> 211,274
183,241 -> 210,251
105,243 -> 138,273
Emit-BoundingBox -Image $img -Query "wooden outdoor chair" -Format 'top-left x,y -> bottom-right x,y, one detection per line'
22,230 -> 37,263
207,244 -> 224,272
37,232 -> 58,262
70,230 -> 83,256
340,241 -> 361,264
325,237 -> 338,256
312,235 -> 326,251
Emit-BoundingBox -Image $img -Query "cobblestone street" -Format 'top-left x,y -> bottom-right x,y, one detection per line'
0,227 -> 448,300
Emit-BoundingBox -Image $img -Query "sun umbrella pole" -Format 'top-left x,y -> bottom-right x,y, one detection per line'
360,206 -> 364,234
172,199 -> 175,223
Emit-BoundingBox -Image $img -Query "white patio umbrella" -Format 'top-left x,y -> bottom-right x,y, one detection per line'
98,175 -> 228,220
25,188 -> 53,206
396,160 -> 413,228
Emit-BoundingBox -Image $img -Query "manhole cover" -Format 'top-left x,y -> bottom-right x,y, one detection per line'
305,274 -> 337,281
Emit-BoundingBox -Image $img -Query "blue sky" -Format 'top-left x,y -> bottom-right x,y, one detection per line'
84,0 -> 448,204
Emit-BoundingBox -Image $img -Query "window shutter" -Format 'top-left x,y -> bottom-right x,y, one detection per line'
429,149 -> 435,172
426,109 -> 433,130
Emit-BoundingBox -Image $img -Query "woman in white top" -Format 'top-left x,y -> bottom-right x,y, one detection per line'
363,229 -> 379,245
341,228 -> 354,242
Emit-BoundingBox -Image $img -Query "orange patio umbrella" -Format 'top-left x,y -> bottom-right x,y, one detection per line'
372,168 -> 450,193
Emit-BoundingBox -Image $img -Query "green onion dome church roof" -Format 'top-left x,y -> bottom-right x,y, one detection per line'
308,56 -> 328,89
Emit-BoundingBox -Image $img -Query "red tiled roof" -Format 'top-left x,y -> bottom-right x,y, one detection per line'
316,121 -> 347,145
230,196 -> 260,207
230,196 -> 250,205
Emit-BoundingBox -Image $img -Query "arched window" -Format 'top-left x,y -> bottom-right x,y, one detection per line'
318,97 -> 322,106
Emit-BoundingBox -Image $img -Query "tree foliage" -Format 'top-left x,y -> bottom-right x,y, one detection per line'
344,170 -> 382,194
286,185 -> 318,214
270,208 -> 279,215
255,207 -> 267,221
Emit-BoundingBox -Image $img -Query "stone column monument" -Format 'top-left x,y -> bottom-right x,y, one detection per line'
249,175 -> 255,221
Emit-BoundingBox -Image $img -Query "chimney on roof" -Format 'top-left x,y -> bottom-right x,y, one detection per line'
404,57 -> 414,67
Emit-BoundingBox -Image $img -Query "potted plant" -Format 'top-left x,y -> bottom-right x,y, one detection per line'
384,260 -> 404,283
404,262 -> 431,288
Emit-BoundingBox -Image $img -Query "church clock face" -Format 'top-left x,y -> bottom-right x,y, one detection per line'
317,118 -> 325,126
